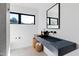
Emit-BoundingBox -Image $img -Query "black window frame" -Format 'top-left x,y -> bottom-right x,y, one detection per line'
10,12 -> 35,25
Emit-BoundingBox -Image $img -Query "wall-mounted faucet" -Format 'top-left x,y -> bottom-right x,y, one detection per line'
41,30 -> 57,36
50,31 -> 57,34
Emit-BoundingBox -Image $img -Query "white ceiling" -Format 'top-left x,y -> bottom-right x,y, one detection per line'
10,3 -> 55,10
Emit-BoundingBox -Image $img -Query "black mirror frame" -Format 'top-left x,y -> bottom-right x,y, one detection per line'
46,3 -> 60,29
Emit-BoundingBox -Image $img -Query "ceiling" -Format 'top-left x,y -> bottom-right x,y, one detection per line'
10,3 -> 55,10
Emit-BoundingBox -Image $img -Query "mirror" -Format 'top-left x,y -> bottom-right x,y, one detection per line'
46,3 -> 60,29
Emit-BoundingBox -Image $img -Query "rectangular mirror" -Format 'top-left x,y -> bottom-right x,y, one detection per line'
46,3 -> 60,29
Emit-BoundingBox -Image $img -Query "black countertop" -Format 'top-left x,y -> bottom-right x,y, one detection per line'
34,35 -> 77,56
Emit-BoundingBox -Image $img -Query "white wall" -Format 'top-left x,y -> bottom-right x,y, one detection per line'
38,3 -> 79,45
10,3 -> 53,50
6,4 -> 10,56
55,3 -> 79,43
10,4 -> 38,49
0,3 -> 9,56
10,3 -> 79,50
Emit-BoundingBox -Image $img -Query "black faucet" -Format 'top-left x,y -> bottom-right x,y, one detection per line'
41,30 -> 49,36
50,31 -> 57,34
41,30 -> 57,36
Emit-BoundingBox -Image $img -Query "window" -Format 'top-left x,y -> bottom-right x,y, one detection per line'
21,15 -> 35,24
10,13 -> 19,24
10,12 -> 35,25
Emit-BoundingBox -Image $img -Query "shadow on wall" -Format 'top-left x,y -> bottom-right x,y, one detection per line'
77,44 -> 79,49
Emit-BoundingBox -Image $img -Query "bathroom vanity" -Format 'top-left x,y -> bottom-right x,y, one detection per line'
34,35 -> 77,56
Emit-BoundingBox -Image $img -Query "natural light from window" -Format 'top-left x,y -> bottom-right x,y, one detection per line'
21,15 -> 34,24
10,14 -> 18,24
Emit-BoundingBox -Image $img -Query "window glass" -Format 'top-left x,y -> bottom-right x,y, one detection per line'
10,13 -> 19,24
21,15 -> 35,24
10,12 -> 35,25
